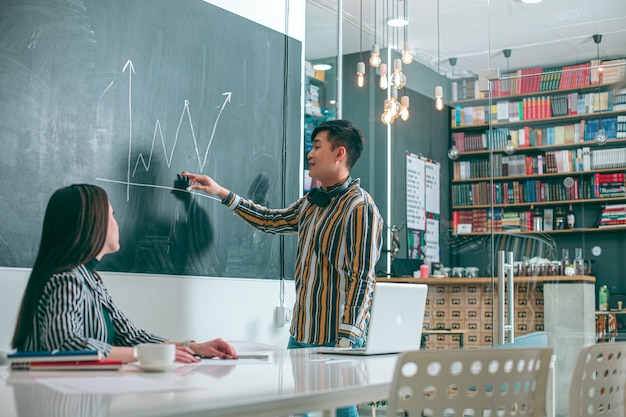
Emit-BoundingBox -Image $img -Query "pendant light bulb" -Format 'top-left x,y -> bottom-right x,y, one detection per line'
400,95 -> 410,121
379,63 -> 388,90
390,59 -> 407,89
504,135 -> 516,155
401,43 -> 413,65
447,144 -> 460,160
595,120 -> 608,145
381,99 -> 393,125
389,88 -> 401,118
370,44 -> 382,68
435,85 -> 444,111
356,62 -> 365,88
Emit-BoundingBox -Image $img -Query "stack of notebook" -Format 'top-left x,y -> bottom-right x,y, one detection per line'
7,349 -> 122,371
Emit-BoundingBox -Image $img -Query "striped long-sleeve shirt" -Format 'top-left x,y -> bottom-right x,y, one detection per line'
22,263 -> 165,355
223,178 -> 384,345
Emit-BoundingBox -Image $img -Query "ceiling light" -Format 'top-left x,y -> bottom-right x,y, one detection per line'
520,0 -> 543,3
312,64 -> 331,71
387,17 -> 408,27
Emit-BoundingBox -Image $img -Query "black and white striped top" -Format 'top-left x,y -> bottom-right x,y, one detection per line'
22,264 -> 165,355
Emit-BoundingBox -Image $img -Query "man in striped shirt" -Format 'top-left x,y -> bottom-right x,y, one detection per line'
184,120 -> 383,417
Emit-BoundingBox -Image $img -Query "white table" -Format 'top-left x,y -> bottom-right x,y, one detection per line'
0,348 -> 398,417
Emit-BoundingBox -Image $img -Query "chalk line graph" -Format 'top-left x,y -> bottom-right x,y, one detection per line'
96,59 -> 229,202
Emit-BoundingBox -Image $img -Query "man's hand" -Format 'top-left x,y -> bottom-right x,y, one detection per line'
182,171 -> 230,200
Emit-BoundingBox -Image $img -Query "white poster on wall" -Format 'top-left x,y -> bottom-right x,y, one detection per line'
406,153 -> 426,230
424,218 -> 440,263
425,162 -> 440,215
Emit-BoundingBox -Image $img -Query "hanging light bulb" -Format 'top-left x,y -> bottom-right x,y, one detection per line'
390,59 -> 407,89
448,144 -> 460,160
369,0 -> 381,67
400,95 -> 410,121
595,120 -> 608,145
356,0 -> 366,88
356,62 -> 365,88
401,43 -> 413,65
379,63 -> 388,89
593,34 -> 604,74
401,0 -> 412,65
434,0 -> 443,111
381,99 -> 393,125
370,44 -> 382,68
435,85 -> 444,111
391,88 -> 402,118
504,134 -> 516,155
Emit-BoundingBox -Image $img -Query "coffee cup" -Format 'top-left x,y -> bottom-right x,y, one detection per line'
134,343 -> 175,366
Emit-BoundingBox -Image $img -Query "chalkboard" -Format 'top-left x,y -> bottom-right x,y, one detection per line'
0,0 -> 301,278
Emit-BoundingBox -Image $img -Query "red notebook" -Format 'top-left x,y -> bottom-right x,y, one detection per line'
12,359 -> 122,371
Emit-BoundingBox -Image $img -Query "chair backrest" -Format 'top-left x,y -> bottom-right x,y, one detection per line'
387,347 -> 553,417
569,342 -> 626,417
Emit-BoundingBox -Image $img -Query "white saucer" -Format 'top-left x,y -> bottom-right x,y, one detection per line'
133,362 -> 176,372
431,274 -> 445,278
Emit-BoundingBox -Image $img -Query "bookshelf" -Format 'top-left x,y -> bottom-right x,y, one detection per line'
449,62 -> 626,236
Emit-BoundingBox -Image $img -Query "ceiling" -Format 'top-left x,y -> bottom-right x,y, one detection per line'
305,0 -> 626,80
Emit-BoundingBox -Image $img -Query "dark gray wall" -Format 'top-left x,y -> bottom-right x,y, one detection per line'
340,52 -> 452,273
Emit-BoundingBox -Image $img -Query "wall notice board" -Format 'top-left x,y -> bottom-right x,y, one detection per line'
405,153 -> 441,263
0,0 -> 301,278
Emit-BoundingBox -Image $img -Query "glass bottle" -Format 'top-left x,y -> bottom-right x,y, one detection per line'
562,248 -> 574,276
574,248 -> 585,275
532,206 -> 543,231
554,207 -> 566,230
599,285 -> 609,311
567,204 -> 576,229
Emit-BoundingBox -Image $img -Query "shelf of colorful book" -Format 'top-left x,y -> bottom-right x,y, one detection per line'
452,196 -> 626,210
451,226 -> 626,237
452,167 -> 626,183
451,109 -> 626,131
452,139 -> 626,157
450,80 -> 625,107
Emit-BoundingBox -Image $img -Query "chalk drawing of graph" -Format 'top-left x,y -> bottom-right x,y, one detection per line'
96,60 -> 230,201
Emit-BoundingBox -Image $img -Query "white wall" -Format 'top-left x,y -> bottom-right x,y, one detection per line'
0,0 -> 304,354
0,268 -> 296,352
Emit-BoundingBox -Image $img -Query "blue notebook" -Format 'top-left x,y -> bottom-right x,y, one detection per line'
7,350 -> 103,363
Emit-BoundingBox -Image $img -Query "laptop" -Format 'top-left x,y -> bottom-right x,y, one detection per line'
317,282 -> 428,356
391,258 -> 423,277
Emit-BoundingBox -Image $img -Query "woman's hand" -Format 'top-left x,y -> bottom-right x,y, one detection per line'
174,345 -> 200,363
191,338 -> 238,360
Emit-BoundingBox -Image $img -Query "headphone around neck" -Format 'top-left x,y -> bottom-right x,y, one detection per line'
307,177 -> 352,207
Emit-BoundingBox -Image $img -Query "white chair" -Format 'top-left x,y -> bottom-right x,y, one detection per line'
387,347 -> 553,417
569,342 -> 626,417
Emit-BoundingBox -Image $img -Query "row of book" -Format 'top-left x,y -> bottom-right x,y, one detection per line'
452,147 -> 626,180
452,59 -> 625,101
451,118 -> 624,152
452,177 -> 606,207
6,349 -> 121,370
452,91 -> 620,127
597,204 -> 626,228
453,207 -> 575,233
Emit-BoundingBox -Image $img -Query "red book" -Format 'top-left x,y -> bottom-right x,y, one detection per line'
13,360 -> 123,371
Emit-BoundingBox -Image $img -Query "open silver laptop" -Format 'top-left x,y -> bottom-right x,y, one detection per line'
317,282 -> 428,356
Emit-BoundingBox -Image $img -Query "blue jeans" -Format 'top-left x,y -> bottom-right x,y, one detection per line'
287,335 -> 364,417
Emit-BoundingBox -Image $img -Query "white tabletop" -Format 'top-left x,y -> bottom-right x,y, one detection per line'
0,348 -> 399,417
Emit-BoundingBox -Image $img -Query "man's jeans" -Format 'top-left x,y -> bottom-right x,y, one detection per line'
287,335 -> 365,417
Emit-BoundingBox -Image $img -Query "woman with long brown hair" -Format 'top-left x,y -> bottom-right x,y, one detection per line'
12,184 -> 236,362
